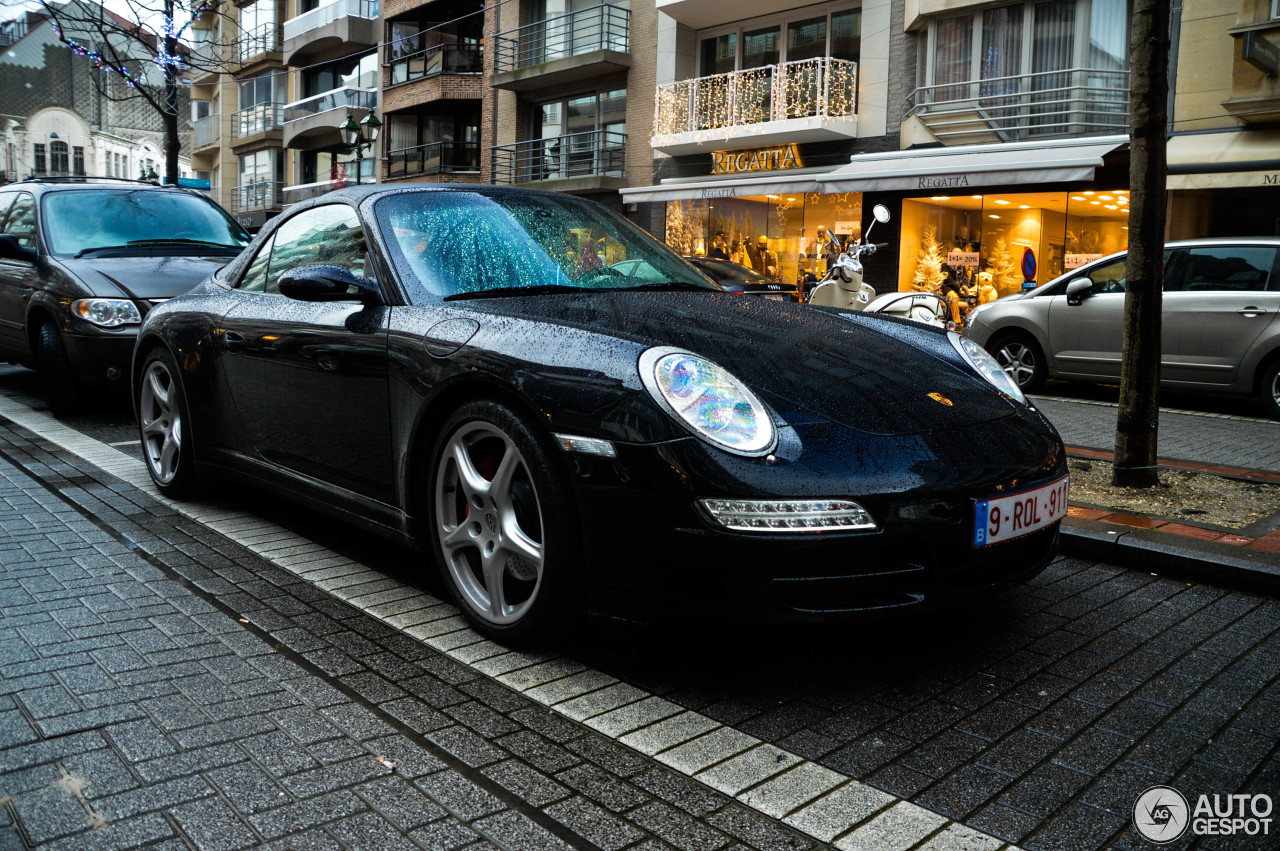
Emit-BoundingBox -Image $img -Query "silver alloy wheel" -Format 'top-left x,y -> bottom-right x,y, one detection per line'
139,359 -> 182,484
1271,368 -> 1280,409
435,421 -> 545,626
995,341 -> 1037,388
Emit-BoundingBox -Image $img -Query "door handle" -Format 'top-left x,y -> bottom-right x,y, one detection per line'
1237,307 -> 1267,316
224,330 -> 245,351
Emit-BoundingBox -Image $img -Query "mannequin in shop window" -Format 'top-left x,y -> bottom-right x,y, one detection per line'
707,231 -> 730,260
942,225 -> 980,327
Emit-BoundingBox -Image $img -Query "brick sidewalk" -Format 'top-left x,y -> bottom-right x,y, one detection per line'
0,422 -> 841,851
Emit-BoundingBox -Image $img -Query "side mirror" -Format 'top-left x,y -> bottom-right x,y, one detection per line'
872,204 -> 891,224
1065,277 -> 1093,305
278,263 -> 381,304
0,234 -> 38,263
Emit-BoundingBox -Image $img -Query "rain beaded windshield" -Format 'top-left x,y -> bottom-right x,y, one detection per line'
43,190 -> 250,256
374,191 -> 719,302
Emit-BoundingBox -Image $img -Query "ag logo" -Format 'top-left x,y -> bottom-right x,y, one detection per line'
1134,786 -> 1189,843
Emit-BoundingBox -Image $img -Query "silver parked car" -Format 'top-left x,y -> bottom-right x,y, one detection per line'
963,238 -> 1280,418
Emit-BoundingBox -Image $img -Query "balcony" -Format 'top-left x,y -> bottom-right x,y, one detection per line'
192,115 -> 220,151
491,4 -> 630,92
232,103 -> 285,144
491,130 -> 626,192
652,58 -> 857,156
282,87 -> 377,149
232,181 -> 283,214
907,68 -> 1130,145
655,0 -> 798,29
386,142 -> 480,180
383,44 -> 485,112
388,43 -> 483,85
237,22 -> 280,66
283,0 -> 379,65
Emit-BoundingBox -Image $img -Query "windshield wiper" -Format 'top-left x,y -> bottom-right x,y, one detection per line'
443,284 -> 586,301
75,238 -> 242,258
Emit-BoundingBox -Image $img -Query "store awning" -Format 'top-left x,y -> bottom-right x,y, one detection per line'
618,171 -> 825,203
1166,130 -> 1280,190
818,135 -> 1127,193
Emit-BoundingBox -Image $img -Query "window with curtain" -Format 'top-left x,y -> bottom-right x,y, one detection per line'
1030,0 -> 1076,132
979,5 -> 1022,122
72,147 -> 84,175
933,14 -> 973,100
830,9 -> 860,63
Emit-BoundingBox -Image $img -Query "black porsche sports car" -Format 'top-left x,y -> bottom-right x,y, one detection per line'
133,185 -> 1067,642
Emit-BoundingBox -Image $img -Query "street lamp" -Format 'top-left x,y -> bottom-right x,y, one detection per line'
338,110 -> 381,185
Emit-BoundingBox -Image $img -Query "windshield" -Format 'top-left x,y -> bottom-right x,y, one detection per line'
43,190 -> 250,256
375,190 -> 719,302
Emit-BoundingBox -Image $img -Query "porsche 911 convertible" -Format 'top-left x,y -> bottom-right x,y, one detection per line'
133,185 -> 1068,642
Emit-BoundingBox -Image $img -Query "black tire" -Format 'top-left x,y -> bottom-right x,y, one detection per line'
136,346 -> 200,496
989,332 -> 1048,394
36,322 -> 80,415
1259,356 -> 1280,421
428,400 -> 583,644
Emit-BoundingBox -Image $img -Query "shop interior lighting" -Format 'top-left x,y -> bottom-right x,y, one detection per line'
1105,205 -> 1118,210
700,498 -> 877,532
1019,205 -> 1030,209
994,199 -> 1009,205
989,214 -> 1000,219
1090,201 -> 1101,205
931,196 -> 950,201
767,194 -> 779,199
1099,195 -> 1114,200
1082,191 -> 1096,195
1072,196 -> 1087,201
971,195 -> 983,199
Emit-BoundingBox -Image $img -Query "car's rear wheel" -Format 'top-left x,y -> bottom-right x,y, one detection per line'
137,347 -> 199,496
989,332 -> 1047,394
429,400 -> 581,643
1259,357 -> 1280,420
36,321 -> 79,415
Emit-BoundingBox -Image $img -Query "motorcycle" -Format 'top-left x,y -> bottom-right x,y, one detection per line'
806,204 -> 891,310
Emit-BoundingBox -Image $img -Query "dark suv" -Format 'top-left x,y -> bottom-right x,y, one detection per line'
0,179 -> 249,412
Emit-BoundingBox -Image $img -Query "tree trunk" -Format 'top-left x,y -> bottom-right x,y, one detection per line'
163,0 -> 180,186
1113,0 -> 1171,488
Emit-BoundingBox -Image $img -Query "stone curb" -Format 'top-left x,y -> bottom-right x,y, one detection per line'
1060,517 -> 1280,598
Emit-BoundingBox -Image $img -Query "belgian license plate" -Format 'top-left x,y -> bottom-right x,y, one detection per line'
973,476 -> 1069,548
763,294 -> 786,301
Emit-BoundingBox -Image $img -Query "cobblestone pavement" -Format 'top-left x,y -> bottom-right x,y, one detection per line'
2,371 -> 1280,850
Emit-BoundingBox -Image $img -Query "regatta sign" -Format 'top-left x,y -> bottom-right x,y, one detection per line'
711,145 -> 803,175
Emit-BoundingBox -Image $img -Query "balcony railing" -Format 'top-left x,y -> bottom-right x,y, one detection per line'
192,114 -> 220,149
654,57 -> 857,137
491,130 -> 625,185
238,22 -> 280,62
387,142 -> 480,178
387,43 -> 484,85
283,0 -> 378,42
493,3 -> 629,74
233,103 -> 285,138
284,87 -> 377,122
232,181 -> 283,213
908,67 -> 1130,142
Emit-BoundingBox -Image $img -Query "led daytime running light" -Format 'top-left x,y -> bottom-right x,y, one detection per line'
700,499 -> 876,532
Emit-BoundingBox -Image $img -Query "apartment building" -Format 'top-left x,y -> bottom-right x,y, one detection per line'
189,0 -> 291,230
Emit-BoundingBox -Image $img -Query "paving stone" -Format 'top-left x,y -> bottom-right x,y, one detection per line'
633,767 -> 728,818
545,797 -> 645,851
832,800 -> 947,851
783,782 -> 894,844
247,789 -> 370,839
556,763 -> 651,813
205,761 -> 291,815
481,759 -> 569,807
657,726 -> 760,775
425,725 -> 507,768
105,718 -> 176,762
281,755 -> 392,799
10,784 -> 96,844
96,775 -> 214,822
696,745 -> 802,797
324,811 -> 422,851
168,798 -> 260,851
354,774 -> 446,830
704,804 -> 816,851
415,771 -> 505,821
629,801 -> 732,851
409,816 -> 481,851
41,812 -> 174,851
61,747 -> 140,797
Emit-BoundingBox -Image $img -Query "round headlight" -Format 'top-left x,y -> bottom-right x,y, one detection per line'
949,332 -> 1027,405
71,298 -> 142,328
639,347 -> 776,456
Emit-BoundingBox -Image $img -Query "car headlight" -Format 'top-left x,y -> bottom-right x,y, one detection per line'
639,347 -> 776,456
949,332 -> 1027,405
71,298 -> 142,328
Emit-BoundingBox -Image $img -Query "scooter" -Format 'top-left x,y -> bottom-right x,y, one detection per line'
807,204 -> 891,310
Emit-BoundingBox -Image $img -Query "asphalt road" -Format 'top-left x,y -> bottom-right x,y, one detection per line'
2,364 -> 1279,850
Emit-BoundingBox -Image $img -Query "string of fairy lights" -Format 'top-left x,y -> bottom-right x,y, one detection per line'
42,1 -> 213,88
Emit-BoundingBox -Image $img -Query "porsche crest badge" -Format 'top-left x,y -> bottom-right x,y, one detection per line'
928,392 -> 954,406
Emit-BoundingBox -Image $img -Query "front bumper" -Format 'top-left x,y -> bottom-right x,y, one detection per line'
569,411 -> 1065,625
61,327 -> 137,387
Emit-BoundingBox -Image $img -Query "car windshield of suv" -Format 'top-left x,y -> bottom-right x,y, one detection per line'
43,190 -> 250,256
376,191 -> 718,302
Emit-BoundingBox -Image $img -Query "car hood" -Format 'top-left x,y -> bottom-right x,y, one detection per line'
56,256 -> 227,301
465,292 -> 1017,435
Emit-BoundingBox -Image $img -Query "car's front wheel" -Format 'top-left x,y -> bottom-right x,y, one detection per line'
429,400 -> 582,643
1260,357 -> 1280,420
36,321 -> 80,415
989,332 -> 1048,394
137,347 -> 199,496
